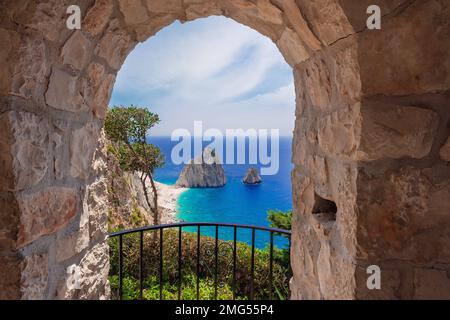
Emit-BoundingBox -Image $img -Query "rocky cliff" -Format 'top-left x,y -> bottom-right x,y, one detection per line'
105,147 -> 151,230
176,147 -> 226,188
106,141 -> 181,230
243,167 -> 262,184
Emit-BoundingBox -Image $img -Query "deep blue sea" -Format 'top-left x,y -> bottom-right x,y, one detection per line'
148,136 -> 293,249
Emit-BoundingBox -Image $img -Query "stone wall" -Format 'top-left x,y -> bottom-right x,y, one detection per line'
290,0 -> 450,299
0,0 -> 448,299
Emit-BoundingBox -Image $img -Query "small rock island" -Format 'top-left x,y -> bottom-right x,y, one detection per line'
176,147 -> 226,188
243,167 -> 262,185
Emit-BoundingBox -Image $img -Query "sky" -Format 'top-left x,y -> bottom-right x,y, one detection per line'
109,16 -> 295,136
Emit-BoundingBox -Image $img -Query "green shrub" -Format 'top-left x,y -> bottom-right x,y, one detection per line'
130,206 -> 144,225
109,229 -> 290,300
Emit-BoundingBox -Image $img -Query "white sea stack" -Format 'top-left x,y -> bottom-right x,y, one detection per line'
176,147 -> 226,188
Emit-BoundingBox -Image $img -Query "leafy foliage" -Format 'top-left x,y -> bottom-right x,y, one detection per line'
267,209 -> 292,232
105,106 -> 164,174
110,274 -> 240,301
105,106 -> 164,224
267,209 -> 292,288
105,106 -> 160,146
109,229 -> 291,300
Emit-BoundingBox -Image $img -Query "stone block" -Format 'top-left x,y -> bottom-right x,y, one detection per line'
296,58 -> 332,110
440,137 -> 450,162
0,192 -> 19,251
56,241 -> 109,299
61,31 -> 91,71
70,122 -> 101,180
355,265 -> 402,300
0,254 -> 21,299
23,0 -> 70,42
145,0 -> 183,14
86,178 -> 109,241
84,0 -> 114,36
0,113 -> 14,191
277,28 -> 310,66
358,0 -> 450,95
414,268 -> 450,300
17,187 -> 77,247
45,68 -> 87,113
52,120 -> 69,181
11,35 -> 49,98
295,39 -> 360,111
135,15 -> 177,42
296,0 -> 354,45
356,165 -> 450,262
224,0 -> 284,40
0,111 -> 50,191
118,0 -> 149,26
91,74 -> 115,119
56,229 -> 89,263
0,28 -> 20,95
359,104 -> 439,161
318,105 -> 359,157
55,209 -> 89,263
184,0 -> 223,21
95,20 -> 135,70
20,253 -> 49,300
272,0 -> 321,51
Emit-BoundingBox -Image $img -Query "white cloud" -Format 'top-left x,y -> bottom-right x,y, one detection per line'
110,16 -> 295,136
225,83 -> 296,111
114,17 -> 265,94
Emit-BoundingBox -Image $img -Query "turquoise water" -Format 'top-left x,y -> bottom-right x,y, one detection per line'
149,137 -> 293,248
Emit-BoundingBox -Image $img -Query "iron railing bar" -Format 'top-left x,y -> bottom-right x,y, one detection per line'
178,226 -> 182,300
269,231 -> 274,301
118,234 -> 123,300
214,225 -> 219,300
159,228 -> 163,300
110,222 -> 292,301
139,230 -> 143,300
196,225 -> 201,300
108,222 -> 291,237
250,229 -> 255,300
232,226 -> 237,301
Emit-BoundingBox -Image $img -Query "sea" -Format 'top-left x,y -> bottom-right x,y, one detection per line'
148,136 -> 293,249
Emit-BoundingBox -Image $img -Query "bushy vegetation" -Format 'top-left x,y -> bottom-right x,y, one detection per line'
104,106 -> 294,300
109,228 -> 291,300
110,274 -> 238,300
105,106 -> 164,225
268,209 -> 292,232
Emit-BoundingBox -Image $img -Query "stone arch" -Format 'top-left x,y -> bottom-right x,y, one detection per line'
0,0 -> 449,299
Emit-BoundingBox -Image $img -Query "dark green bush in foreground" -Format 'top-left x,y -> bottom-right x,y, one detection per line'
109,229 -> 291,300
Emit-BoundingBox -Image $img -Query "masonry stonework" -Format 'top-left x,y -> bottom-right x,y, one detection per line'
0,0 -> 448,299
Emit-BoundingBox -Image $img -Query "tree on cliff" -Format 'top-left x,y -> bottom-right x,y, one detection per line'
267,209 -> 292,284
267,209 -> 292,233
105,106 -> 164,225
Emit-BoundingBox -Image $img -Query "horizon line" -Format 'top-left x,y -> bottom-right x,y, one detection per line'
147,134 -> 294,138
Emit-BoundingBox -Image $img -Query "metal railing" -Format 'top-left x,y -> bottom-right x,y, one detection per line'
108,222 -> 291,300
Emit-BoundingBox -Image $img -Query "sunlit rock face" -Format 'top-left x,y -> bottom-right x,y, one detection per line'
176,148 -> 227,188
0,0 -> 449,300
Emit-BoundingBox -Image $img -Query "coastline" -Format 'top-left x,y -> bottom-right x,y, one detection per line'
155,181 -> 187,224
